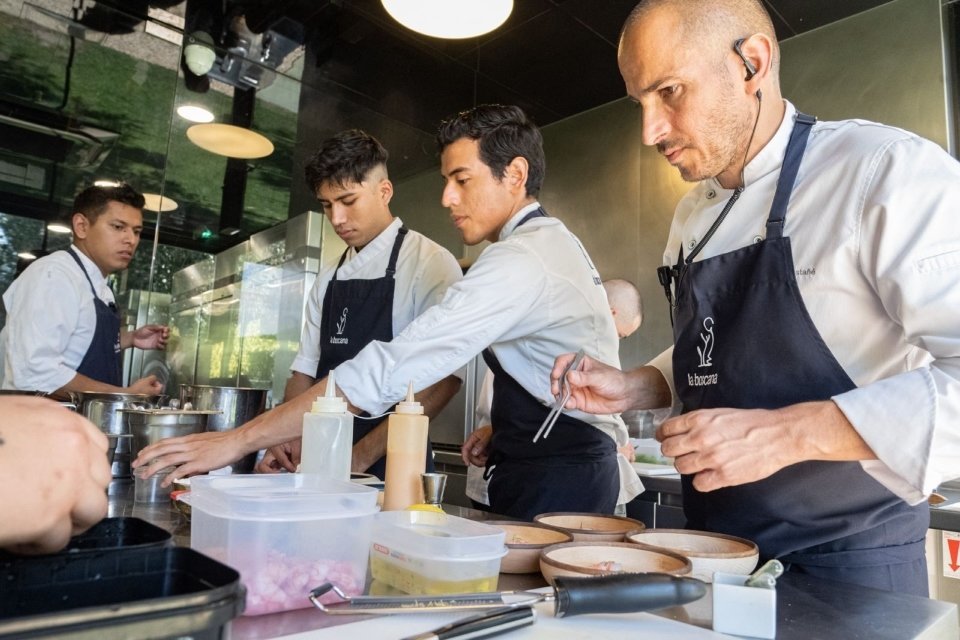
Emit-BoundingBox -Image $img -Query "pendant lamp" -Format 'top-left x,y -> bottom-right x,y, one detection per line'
381,0 -> 513,39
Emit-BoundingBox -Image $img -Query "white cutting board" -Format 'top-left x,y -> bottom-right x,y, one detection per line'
275,600 -> 732,639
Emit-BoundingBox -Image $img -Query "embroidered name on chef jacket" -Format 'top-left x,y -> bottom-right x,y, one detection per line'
330,307 -> 350,344
688,317 -> 719,386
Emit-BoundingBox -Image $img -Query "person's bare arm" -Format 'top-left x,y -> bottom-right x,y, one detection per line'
256,371 -> 316,473
551,354 -> 672,414
658,400 -> 875,492
351,375 -> 462,472
55,372 -> 164,396
120,325 -> 169,350
0,397 -> 111,553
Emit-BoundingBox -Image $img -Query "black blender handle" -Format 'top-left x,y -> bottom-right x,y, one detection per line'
552,573 -> 707,618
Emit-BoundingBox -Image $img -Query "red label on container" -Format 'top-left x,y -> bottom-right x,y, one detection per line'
373,543 -> 390,555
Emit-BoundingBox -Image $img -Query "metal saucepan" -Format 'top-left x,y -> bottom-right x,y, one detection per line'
178,385 -> 268,474
72,392 -> 164,477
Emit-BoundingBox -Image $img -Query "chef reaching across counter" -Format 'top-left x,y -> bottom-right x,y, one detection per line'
254,129 -> 463,478
134,104 -> 638,520
0,182 -> 168,395
552,0 -> 960,596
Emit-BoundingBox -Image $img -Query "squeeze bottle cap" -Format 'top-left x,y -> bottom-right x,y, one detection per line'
312,369 -> 349,413
396,381 -> 423,415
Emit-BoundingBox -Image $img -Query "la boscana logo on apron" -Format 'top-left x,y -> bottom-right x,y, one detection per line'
688,316 -> 718,387
330,307 -> 349,344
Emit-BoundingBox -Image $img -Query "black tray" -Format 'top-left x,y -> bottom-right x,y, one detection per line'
0,517 -> 171,560
0,546 -> 244,639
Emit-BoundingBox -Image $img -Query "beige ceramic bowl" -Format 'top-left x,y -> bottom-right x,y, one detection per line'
533,512 -> 646,542
625,528 -> 758,582
539,541 -> 691,585
485,521 -> 574,574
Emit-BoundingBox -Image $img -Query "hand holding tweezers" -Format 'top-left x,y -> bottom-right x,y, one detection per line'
533,349 -> 585,443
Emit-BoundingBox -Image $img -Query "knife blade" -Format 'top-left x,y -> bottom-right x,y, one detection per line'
400,605 -> 536,640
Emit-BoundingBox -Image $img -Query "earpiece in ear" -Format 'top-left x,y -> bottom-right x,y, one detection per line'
733,38 -> 758,82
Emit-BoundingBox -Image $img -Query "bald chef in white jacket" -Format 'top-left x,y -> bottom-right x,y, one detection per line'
134,104 -> 640,520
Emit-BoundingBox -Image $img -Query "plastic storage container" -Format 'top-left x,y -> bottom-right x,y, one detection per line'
189,473 -> 379,615
370,511 -> 507,595
0,546 -> 243,639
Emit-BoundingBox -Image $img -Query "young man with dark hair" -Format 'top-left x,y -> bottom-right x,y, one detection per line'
0,182 -> 168,394
257,129 -> 463,477
135,107 -> 636,520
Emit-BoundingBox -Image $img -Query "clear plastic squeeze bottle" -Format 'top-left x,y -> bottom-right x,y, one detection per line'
382,382 -> 429,510
300,369 -> 353,480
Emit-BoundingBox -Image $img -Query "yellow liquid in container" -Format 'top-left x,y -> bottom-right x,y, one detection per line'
369,555 -> 500,595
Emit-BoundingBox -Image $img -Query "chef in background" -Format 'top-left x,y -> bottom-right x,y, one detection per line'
0,396 -> 110,554
135,104 -> 638,521
0,182 -> 168,395
464,278 -> 644,511
553,0 -> 960,595
255,129 -> 463,477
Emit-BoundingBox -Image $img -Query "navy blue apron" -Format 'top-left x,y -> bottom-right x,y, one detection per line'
668,113 -> 929,595
67,248 -> 122,386
483,208 -> 619,521
315,226 -> 434,479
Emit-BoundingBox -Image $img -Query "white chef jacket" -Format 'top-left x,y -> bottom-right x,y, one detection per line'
290,218 -> 462,377
336,202 -> 643,504
648,100 -> 960,504
0,247 -> 116,392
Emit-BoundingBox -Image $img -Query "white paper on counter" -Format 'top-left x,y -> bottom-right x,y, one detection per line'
632,462 -> 681,477
274,598 -> 733,640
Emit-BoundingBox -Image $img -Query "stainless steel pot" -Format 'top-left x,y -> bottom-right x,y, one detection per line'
73,392 -> 163,477
179,385 -> 268,474
123,409 -> 219,503
124,409 -> 219,457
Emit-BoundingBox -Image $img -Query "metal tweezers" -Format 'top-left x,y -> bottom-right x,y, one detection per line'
533,349 -> 585,443
309,583 -> 547,614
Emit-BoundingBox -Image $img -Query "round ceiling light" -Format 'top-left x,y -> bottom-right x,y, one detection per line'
177,104 -> 215,123
381,0 -> 513,39
142,193 -> 179,212
46,222 -> 72,234
186,123 -> 275,159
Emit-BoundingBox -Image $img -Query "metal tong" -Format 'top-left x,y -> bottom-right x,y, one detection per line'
309,573 -> 706,617
533,349 -> 585,443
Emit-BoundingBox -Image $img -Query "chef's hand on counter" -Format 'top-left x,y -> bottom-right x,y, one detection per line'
550,354 -> 673,414
657,400 -> 878,492
0,397 -> 110,554
132,430 -> 247,486
121,324 -> 170,350
462,424 -> 492,466
256,439 -> 301,473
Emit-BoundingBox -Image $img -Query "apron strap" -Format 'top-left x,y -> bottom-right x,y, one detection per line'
515,206 -> 548,228
766,112 -> 817,239
384,226 -> 408,277
67,247 -> 105,302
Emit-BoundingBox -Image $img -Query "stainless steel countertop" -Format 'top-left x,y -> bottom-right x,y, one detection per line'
108,478 -> 959,639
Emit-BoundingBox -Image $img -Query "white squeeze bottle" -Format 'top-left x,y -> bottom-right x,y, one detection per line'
382,382 -> 429,511
299,369 -> 354,480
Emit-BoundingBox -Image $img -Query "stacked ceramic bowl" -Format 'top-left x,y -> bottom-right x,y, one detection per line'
625,528 -> 759,582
